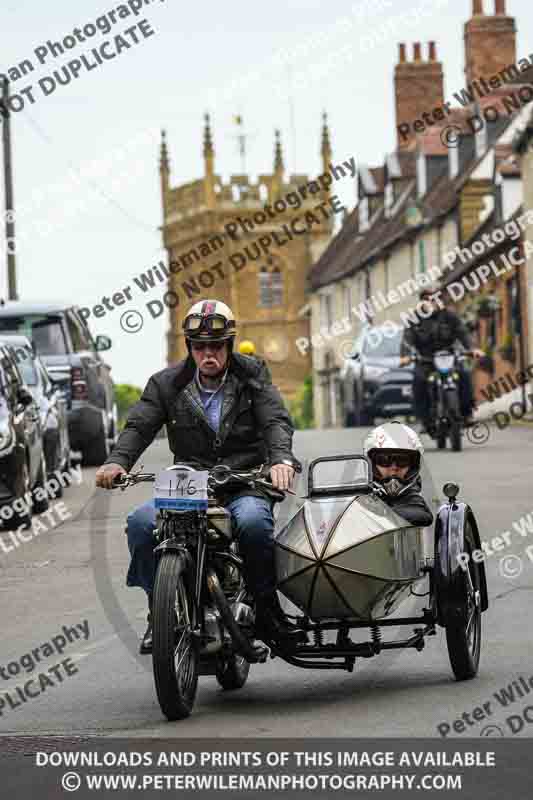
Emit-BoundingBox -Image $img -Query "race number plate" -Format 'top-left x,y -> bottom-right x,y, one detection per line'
154,469 -> 209,510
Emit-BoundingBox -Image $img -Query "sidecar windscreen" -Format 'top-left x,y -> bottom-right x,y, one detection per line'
308,455 -> 371,497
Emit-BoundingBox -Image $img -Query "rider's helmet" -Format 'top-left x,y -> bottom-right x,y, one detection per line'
238,340 -> 256,356
182,299 -> 236,353
363,420 -> 424,498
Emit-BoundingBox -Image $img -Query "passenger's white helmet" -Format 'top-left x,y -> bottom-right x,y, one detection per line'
363,421 -> 424,496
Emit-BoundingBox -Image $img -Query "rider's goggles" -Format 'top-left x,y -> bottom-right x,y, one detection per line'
372,452 -> 416,468
183,314 -> 235,336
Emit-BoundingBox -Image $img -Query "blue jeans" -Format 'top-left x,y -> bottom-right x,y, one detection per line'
126,495 -> 276,600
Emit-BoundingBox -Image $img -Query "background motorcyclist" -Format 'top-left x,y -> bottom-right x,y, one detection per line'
95,299 -> 304,654
363,421 -> 433,527
238,339 -> 273,382
400,285 -> 483,432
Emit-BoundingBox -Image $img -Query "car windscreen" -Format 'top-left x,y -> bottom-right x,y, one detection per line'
0,315 -> 68,355
362,331 -> 401,359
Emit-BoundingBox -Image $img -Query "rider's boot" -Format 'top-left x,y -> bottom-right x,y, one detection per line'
139,594 -> 153,655
255,593 -> 307,648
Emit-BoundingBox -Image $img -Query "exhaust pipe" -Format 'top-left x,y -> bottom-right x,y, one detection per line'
206,567 -> 263,663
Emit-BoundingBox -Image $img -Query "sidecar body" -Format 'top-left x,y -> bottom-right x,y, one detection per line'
272,454 -> 488,681
275,491 -> 425,621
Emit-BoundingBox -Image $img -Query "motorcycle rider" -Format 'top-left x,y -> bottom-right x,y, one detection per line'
400,285 -> 483,433
363,421 -> 433,527
238,339 -> 273,382
95,299 -> 304,654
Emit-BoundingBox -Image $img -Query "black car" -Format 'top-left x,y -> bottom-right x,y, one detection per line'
340,325 -> 415,426
1,335 -> 71,488
0,343 -> 49,528
0,303 -> 116,466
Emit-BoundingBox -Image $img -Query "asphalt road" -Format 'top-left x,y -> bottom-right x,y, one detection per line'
1,424 -> 532,739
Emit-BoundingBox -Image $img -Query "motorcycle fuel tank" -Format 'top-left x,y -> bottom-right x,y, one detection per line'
274,493 -> 425,622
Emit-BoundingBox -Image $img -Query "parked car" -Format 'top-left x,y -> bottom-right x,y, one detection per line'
0,303 -> 117,466
0,342 -> 49,528
340,325 -> 415,426
0,334 -> 71,489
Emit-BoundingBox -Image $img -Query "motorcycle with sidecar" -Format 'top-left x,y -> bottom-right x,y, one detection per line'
115,454 -> 488,720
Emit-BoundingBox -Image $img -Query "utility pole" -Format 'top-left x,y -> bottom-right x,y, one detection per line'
2,78 -> 18,300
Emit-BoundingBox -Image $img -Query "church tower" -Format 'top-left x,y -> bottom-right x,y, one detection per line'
159,115 -> 335,399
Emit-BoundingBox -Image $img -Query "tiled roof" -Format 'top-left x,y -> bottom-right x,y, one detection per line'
309,110 -> 519,291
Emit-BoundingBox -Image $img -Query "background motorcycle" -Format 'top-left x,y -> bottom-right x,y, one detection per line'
408,350 -> 474,451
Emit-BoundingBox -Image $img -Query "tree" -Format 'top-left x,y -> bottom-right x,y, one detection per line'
289,374 -> 314,430
115,383 -> 143,430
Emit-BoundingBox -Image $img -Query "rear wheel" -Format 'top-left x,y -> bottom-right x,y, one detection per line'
215,653 -> 250,690
445,530 -> 481,680
152,554 -> 199,720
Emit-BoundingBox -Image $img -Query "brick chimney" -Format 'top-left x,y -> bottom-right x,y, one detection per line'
464,0 -> 516,86
395,42 -> 444,150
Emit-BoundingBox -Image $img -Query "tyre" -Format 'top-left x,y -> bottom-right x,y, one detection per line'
82,412 -> 110,467
152,554 -> 199,720
437,430 -> 447,449
344,410 -> 356,427
445,528 -> 482,680
450,421 -> 462,452
33,454 -> 50,513
215,653 -> 250,690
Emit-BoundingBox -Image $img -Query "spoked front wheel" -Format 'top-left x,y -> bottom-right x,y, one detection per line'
445,529 -> 481,680
152,554 -> 199,720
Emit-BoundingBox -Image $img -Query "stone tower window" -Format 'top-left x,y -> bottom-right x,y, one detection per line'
259,265 -> 283,307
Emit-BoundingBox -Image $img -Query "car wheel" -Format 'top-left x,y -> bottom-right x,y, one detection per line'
82,411 -> 110,467
33,453 -> 50,513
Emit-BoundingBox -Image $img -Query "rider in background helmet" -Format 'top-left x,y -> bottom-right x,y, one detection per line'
238,339 -> 273,383
363,421 -> 433,527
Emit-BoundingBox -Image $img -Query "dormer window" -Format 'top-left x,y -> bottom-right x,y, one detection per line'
416,151 -> 427,198
475,122 -> 487,159
359,196 -> 369,231
449,142 -> 459,180
385,182 -> 394,216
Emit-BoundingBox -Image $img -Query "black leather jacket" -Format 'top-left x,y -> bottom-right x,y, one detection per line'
371,476 -> 433,527
401,308 -> 471,361
105,353 -> 297,489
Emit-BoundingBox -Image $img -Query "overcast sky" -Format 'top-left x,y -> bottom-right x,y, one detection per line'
1,0 -> 531,387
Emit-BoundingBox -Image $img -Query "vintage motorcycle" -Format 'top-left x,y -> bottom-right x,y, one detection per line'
409,350 -> 474,451
115,454 -> 488,721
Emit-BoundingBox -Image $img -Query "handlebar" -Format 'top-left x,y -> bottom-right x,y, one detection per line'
111,463 -> 297,497
400,349 -> 477,366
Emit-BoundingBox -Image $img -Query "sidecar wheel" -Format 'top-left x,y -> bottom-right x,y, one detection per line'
445,533 -> 481,680
153,554 -> 199,720
215,654 -> 250,690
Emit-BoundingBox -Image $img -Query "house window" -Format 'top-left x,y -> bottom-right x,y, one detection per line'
259,266 -> 283,308
385,183 -> 394,216
359,196 -> 369,231
320,293 -> 333,329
